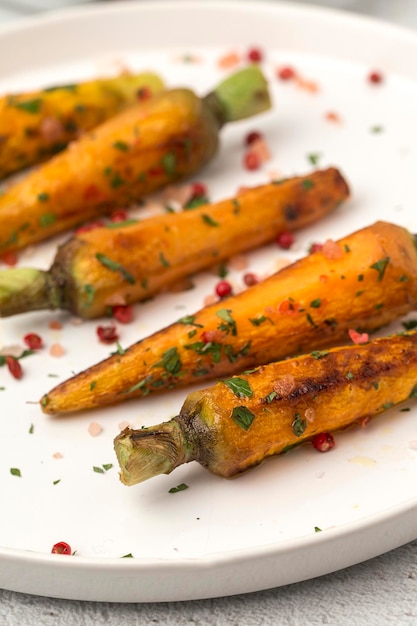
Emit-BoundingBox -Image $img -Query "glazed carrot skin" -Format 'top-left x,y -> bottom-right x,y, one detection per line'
0,66 -> 271,254
0,72 -> 164,180
114,331 -> 417,485
40,221 -> 417,415
0,167 -> 349,318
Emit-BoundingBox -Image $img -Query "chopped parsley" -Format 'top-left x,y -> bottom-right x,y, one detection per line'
161,152 -> 176,176
39,212 -> 56,228
370,257 -> 389,281
153,347 -> 182,375
231,406 -> 256,431
292,413 -> 307,437
169,483 -> 189,494
216,309 -> 237,335
95,252 -> 135,284
201,214 -> 219,227
222,377 -> 253,398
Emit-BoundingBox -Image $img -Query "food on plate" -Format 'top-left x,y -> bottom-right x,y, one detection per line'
0,167 -> 349,319
0,66 -> 271,255
114,330 -> 417,484
40,220 -> 417,415
0,71 -> 164,180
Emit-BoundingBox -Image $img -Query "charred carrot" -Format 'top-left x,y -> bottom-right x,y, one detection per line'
40,221 -> 417,415
0,66 -> 271,254
114,331 -> 417,484
0,167 -> 349,318
0,71 -> 164,180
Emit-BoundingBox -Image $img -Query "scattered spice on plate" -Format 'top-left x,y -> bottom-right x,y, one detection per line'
312,432 -> 335,452
48,320 -> 63,331
276,231 -> 295,250
217,50 -> 241,69
276,65 -> 296,81
215,280 -> 233,298
96,324 -> 119,344
247,47 -> 263,63
368,69 -> 384,84
325,111 -> 342,123
51,541 -> 72,555
88,422 -> 103,437
49,343 -> 65,357
5,356 -> 23,380
23,332 -> 43,350
228,254 -> 249,271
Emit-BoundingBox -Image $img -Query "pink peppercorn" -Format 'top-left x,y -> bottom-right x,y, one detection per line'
368,70 -> 384,84
276,231 -> 295,249
245,130 -> 263,146
247,47 -> 263,63
277,66 -> 295,80
243,272 -> 259,287
312,432 -> 335,453
215,280 -> 233,298
244,151 -> 261,171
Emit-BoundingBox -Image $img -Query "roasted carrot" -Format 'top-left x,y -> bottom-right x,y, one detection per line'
0,167 -> 349,319
0,71 -> 164,180
114,331 -> 417,484
40,221 -> 417,415
0,66 -> 271,255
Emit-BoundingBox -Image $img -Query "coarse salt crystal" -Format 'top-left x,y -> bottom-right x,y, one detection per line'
408,440 -> 417,451
53,452 -> 63,459
118,421 -> 130,431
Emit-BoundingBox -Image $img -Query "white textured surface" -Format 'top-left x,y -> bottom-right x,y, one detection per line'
0,0 -> 417,622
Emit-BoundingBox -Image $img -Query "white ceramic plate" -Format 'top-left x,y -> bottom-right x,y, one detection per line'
1,0 -> 417,603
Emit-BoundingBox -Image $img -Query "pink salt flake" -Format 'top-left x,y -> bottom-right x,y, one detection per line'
321,239 -> 343,260
305,407 -> 316,423
104,292 -> 127,306
228,254 -> 249,271
49,343 -> 65,357
325,111 -> 342,123
348,329 -> 369,344
273,374 -> 296,396
295,75 -> 319,93
0,344 -> 26,358
218,51 -> 241,69
53,452 -> 63,459
70,317 -> 84,326
162,184 -> 193,207
118,421 -> 130,431
88,422 -> 103,437
236,185 -> 251,195
41,116 -> 65,142
204,294 -> 218,307
48,320 -> 63,330
408,441 -> 417,451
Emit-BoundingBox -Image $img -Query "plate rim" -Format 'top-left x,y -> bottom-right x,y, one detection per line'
0,0 -> 417,603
